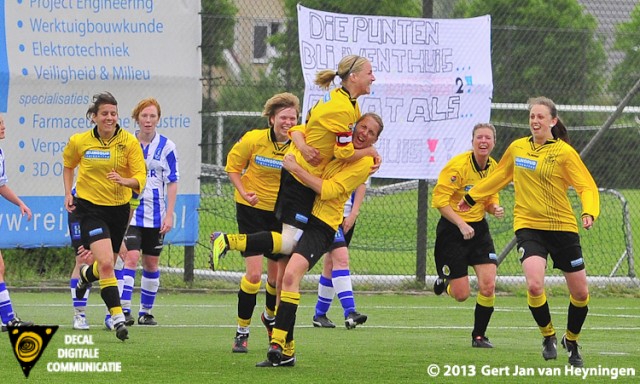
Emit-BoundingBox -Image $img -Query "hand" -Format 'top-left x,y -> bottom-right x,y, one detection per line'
458,199 -> 471,212
300,145 -> 322,166
582,215 -> 594,230
342,214 -> 356,233
242,191 -> 259,207
64,195 -> 76,213
282,153 -> 299,172
160,215 -> 174,234
369,150 -> 382,175
107,168 -> 125,185
493,205 -> 504,219
458,222 -> 475,240
76,245 -> 93,263
19,203 -> 33,221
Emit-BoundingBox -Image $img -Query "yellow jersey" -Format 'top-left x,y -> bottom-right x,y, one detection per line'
432,150 -> 499,222
63,125 -> 146,206
312,155 -> 373,230
468,136 -> 599,233
289,87 -> 360,180
225,127 -> 289,211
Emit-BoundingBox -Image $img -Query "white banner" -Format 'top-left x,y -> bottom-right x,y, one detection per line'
297,5 -> 493,179
0,0 -> 201,247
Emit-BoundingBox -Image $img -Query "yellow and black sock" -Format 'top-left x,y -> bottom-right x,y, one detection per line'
265,281 -> 277,318
566,294 -> 589,341
237,275 -> 261,328
271,291 -> 300,347
527,291 -> 555,337
472,293 -> 495,338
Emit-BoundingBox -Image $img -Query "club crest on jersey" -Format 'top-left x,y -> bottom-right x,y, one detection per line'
450,176 -> 457,183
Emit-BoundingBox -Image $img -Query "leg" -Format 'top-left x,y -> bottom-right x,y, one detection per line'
522,256 -> 556,360
313,252 -> 336,327
0,251 -> 33,329
121,248 -> 140,319
268,254 -> 308,364
561,269 -> 589,367
138,254 -> 160,325
471,263 -> 496,347
233,255 -> 262,352
71,249 -> 93,330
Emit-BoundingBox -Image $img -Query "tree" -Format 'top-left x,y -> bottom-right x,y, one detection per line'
201,0 -> 237,67
609,3 -> 640,105
454,0 -> 606,105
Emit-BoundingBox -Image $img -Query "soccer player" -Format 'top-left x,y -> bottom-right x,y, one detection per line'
0,113 -> 34,332
312,183 -> 368,329
210,54 -> 378,272
63,92 -> 147,341
263,113 -> 383,367
120,97 -> 180,327
68,201 -> 94,330
431,123 -> 503,348
459,96 -> 599,367
224,92 -> 300,353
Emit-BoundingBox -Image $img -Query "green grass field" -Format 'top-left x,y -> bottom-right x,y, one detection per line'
1,291 -> 638,383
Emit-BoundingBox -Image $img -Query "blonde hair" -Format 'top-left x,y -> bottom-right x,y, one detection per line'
314,55 -> 369,90
262,93 -> 300,126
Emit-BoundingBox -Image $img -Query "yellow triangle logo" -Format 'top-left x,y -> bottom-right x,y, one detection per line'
8,325 -> 58,378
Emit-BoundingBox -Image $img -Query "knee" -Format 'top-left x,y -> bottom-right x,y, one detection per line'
244,271 -> 262,284
571,289 -> 589,302
526,281 -> 545,296
478,281 -> 495,297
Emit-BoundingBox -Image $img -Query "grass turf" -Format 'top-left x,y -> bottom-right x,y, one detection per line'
0,291 -> 638,383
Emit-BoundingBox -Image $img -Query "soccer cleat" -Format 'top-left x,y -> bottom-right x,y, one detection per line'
433,277 -> 448,296
73,314 -> 90,330
138,314 -> 157,326
114,321 -> 129,341
232,334 -> 249,353
312,314 -> 336,328
344,311 -> 368,329
261,312 -> 275,339
123,310 -> 135,326
75,265 -> 92,300
104,315 -> 114,331
1,317 -> 34,332
255,354 -> 296,367
542,335 -> 558,360
208,232 -> 229,271
561,334 -> 584,367
472,335 -> 494,348
266,343 -> 283,365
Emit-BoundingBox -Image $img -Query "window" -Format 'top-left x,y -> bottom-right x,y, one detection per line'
253,21 -> 281,63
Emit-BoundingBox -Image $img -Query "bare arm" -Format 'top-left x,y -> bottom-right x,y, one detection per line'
290,130 -> 321,166
342,183 -> 366,233
0,184 -> 32,221
160,182 -> 178,234
228,172 -> 258,206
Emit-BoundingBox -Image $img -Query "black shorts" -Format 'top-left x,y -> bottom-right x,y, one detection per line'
274,168 -> 315,229
327,221 -> 356,252
292,216 -> 336,270
433,217 -> 497,280
75,198 -> 130,253
236,203 -> 282,261
124,226 -> 164,256
67,207 -> 83,253
515,228 -> 585,272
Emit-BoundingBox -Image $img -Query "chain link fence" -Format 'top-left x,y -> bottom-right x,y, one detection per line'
193,0 -> 640,289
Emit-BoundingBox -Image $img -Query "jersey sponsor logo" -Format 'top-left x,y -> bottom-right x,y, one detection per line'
255,155 -> 283,169
570,257 -> 584,268
84,150 -> 110,159
515,156 -> 537,170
